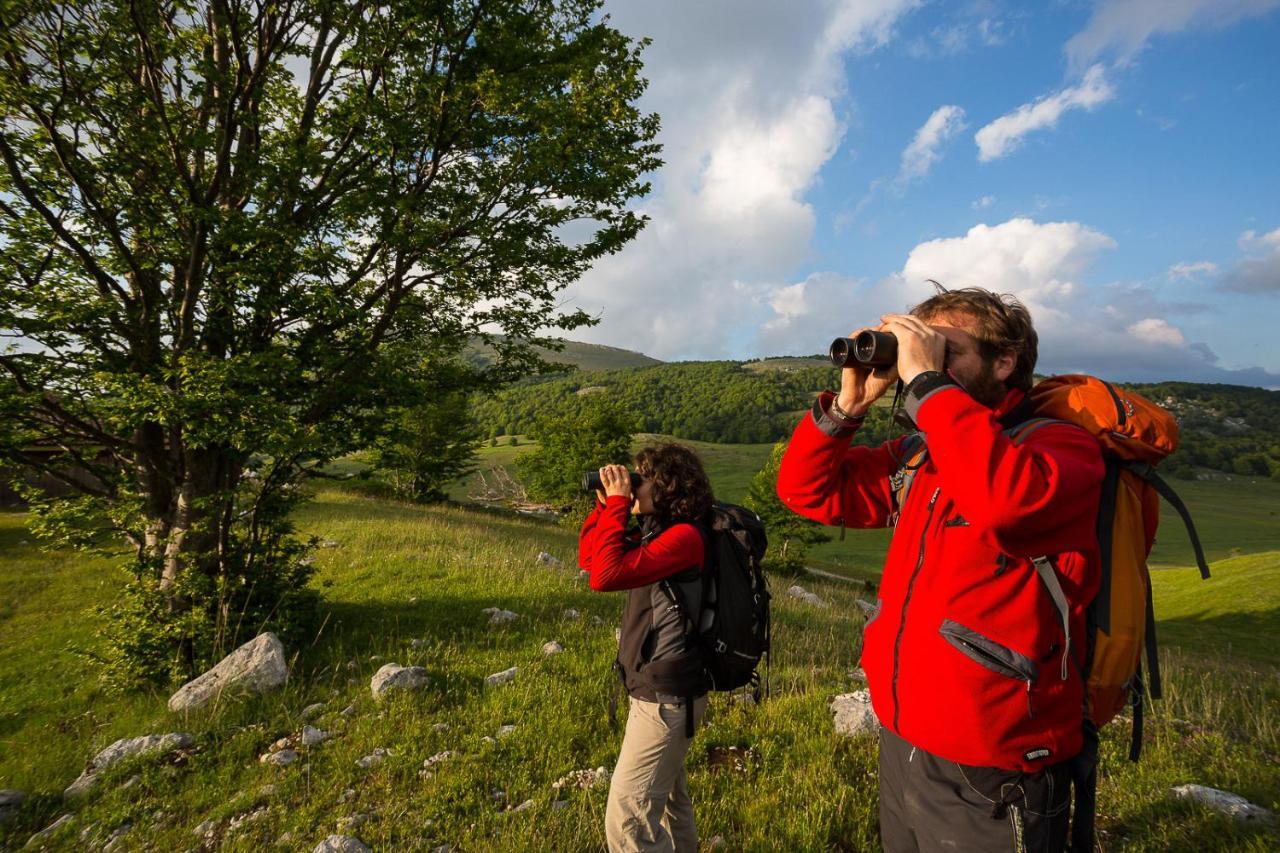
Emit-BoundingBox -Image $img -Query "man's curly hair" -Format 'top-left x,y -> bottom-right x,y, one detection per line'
633,443 -> 714,524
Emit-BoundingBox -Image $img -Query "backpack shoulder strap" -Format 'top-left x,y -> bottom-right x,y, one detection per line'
1123,462 -> 1211,580
889,432 -> 928,521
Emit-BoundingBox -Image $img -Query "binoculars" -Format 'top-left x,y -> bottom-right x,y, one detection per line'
581,470 -> 643,493
828,330 -> 897,369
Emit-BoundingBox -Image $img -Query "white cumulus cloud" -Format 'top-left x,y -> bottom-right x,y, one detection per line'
896,105 -> 967,186
1221,226 -> 1280,295
974,65 -> 1115,162
562,0 -> 921,359
1066,0 -> 1280,69
1167,261 -> 1218,279
1128,318 -> 1186,347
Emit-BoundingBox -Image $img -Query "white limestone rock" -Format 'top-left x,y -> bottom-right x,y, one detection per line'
65,733 -> 194,798
313,834 -> 371,853
485,666 -> 518,687
168,633 -> 288,712
370,663 -> 429,701
301,703 -> 326,720
355,748 -> 388,769
787,585 -> 828,608
1171,784 -> 1274,822
26,814 -> 73,847
482,607 -> 518,625
301,726 -> 332,747
536,552 -> 562,567
830,690 -> 879,737
259,749 -> 299,767
542,641 -> 564,656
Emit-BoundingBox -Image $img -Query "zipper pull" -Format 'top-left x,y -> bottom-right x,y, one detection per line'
1026,680 -> 1035,719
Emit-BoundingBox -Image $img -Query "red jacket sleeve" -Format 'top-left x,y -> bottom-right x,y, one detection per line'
577,496 -> 705,591
915,386 -> 1105,556
776,392 -> 908,529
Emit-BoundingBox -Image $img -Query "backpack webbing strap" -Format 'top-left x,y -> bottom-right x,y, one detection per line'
1031,556 -> 1071,681
1068,721 -> 1100,853
1144,577 -> 1161,700
1130,668 -> 1145,762
1124,462 -> 1211,580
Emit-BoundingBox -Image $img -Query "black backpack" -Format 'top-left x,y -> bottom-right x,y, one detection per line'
697,503 -> 770,689
660,503 -> 771,700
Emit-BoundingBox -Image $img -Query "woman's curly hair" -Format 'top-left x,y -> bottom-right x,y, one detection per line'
633,443 -> 714,524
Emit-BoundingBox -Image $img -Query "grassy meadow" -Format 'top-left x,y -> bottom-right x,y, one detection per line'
1,448 -> 1278,850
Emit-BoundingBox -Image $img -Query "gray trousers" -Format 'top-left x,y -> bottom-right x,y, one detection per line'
878,728 -> 1072,853
605,696 -> 708,853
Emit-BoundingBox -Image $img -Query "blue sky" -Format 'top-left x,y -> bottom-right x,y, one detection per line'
564,0 -> 1280,386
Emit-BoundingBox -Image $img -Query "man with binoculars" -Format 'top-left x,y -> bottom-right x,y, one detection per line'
777,286 -> 1105,852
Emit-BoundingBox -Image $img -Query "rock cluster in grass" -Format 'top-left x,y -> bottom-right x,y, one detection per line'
355,748 -> 388,769
485,666 -> 518,687
168,632 -> 288,712
1171,784 -> 1275,822
552,766 -> 611,791
370,663 -> 429,700
64,732 -> 195,798
787,584 -> 828,608
830,690 -> 879,737
483,607 -> 518,625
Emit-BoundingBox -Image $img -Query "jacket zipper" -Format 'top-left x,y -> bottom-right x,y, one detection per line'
891,486 -> 941,733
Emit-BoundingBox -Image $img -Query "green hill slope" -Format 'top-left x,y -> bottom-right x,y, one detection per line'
1,495 -> 1276,851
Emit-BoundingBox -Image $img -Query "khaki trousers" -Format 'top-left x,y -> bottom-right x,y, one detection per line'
605,695 -> 708,853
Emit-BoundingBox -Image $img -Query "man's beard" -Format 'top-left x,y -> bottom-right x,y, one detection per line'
958,361 -> 1006,408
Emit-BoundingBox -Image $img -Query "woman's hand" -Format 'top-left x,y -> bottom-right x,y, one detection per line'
598,464 -> 633,500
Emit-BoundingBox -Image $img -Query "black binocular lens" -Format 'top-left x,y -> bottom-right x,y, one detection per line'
828,330 -> 897,368
581,470 -> 643,493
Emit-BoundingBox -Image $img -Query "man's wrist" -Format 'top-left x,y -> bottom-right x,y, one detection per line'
832,397 -> 869,423
902,370 -> 957,425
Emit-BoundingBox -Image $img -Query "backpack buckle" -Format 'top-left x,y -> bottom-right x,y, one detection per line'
715,640 -> 727,654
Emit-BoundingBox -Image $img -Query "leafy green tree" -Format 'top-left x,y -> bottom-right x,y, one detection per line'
370,357 -> 482,503
0,0 -> 658,684
516,401 -> 635,514
744,441 -> 831,574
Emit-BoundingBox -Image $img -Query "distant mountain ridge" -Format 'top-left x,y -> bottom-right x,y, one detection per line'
465,337 -> 662,372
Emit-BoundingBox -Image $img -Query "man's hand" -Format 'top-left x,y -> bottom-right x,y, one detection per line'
598,464 -> 633,500
880,314 -> 946,385
836,325 -> 899,417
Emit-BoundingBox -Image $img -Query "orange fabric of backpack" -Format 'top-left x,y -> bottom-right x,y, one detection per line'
1025,375 -> 1209,737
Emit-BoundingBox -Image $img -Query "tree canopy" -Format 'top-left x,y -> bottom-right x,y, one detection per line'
0,0 -> 659,683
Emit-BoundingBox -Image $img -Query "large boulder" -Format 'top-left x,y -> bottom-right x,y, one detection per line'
370,663 -> 429,701
830,690 -> 879,737
168,633 -> 288,713
65,733 -> 194,799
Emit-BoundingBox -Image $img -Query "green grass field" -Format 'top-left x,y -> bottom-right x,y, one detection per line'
2,464 -> 1278,850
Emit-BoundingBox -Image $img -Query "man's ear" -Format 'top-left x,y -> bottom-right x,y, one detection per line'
993,350 -> 1017,383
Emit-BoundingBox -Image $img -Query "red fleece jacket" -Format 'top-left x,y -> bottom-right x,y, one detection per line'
578,496 -> 705,591
778,385 -> 1104,771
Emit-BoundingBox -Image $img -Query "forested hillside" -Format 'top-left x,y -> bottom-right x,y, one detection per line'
472,361 -> 1280,479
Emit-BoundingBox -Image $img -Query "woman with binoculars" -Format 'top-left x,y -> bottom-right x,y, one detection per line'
578,443 -> 715,853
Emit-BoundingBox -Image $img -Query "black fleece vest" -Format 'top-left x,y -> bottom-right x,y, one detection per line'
615,516 -> 707,702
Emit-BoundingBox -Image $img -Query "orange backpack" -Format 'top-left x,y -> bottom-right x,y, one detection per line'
1020,374 -> 1211,752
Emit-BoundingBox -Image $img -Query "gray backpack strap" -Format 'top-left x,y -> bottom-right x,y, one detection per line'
1031,555 -> 1071,681
1009,417 -> 1073,680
